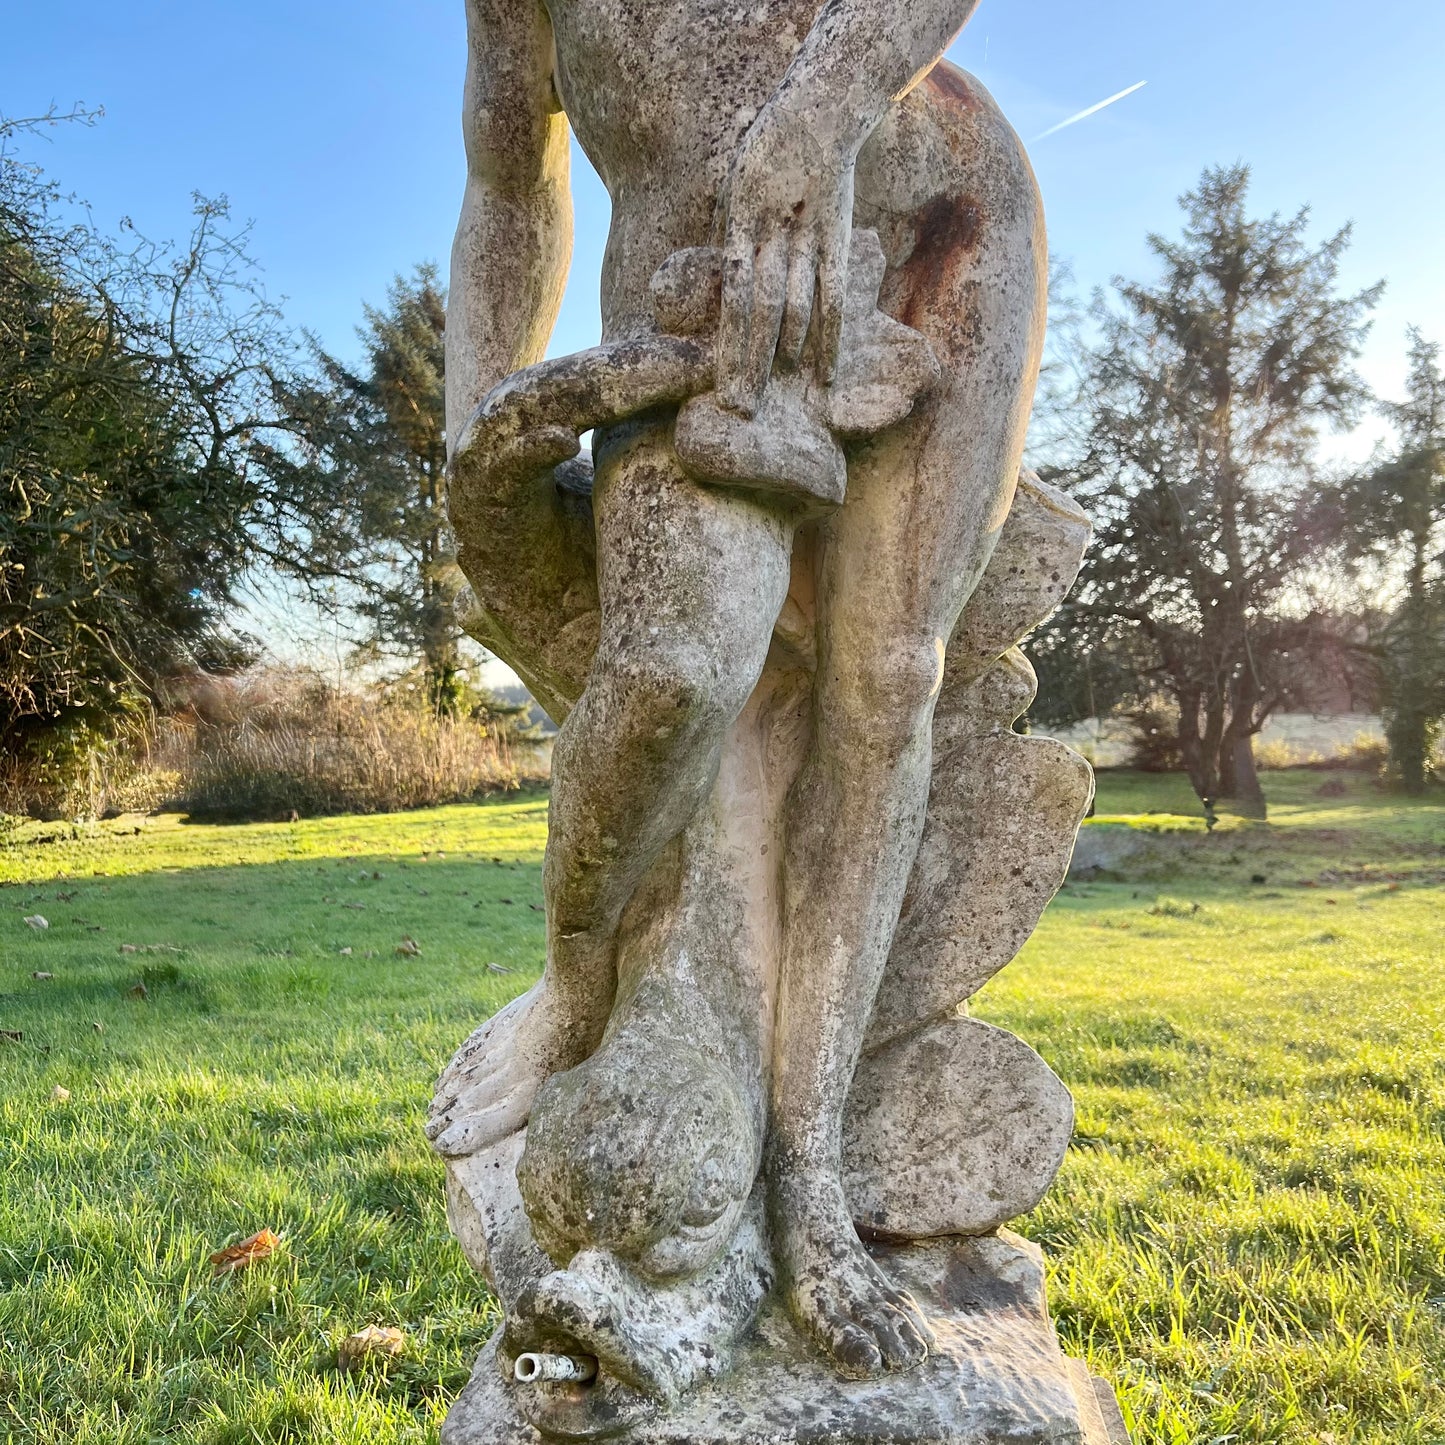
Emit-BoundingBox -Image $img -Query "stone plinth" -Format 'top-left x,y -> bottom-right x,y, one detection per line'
441,1234 -> 1128,1445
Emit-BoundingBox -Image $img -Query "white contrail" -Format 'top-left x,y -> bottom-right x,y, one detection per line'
1033,81 -> 1147,142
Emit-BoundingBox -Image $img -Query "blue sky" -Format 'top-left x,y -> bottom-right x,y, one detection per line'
5,0 -> 1442,429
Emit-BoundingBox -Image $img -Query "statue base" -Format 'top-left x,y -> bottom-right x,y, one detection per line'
441,1232 -> 1128,1444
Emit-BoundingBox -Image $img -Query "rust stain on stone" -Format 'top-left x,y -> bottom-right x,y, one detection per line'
924,64 -> 983,113
895,192 -> 984,331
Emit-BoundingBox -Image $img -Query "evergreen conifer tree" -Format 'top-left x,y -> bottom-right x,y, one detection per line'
1032,165 -> 1379,815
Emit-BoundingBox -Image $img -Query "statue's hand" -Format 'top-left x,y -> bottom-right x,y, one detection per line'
716,102 -> 856,415
450,382 -> 582,504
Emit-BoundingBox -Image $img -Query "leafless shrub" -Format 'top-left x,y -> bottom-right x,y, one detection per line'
0,668 -> 548,823
167,669 -> 547,820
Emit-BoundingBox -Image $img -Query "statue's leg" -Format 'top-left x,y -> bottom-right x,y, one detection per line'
768,64 -> 1047,1377
430,416 -> 793,1157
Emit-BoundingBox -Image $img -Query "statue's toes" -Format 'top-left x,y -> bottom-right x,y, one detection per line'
807,1292 -> 927,1378
428,1055 -> 520,1135
431,1091 -> 534,1158
792,1249 -> 933,1379
428,984 -> 548,1150
817,1314 -> 885,1379
879,1282 -> 934,1349
868,1300 -> 931,1372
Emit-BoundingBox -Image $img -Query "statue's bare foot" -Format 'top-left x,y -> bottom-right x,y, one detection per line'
427,982 -> 580,1157
774,1167 -> 933,1379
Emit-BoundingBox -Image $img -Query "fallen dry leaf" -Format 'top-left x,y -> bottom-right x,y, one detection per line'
124,982 -> 149,1001
50,1085 -> 71,1103
337,1324 -> 406,1371
118,944 -> 138,954
209,1228 -> 282,1276
1,1030 -> 22,1044
395,936 -> 421,958
23,915 -> 48,930
32,971 -> 53,981
338,946 -> 353,956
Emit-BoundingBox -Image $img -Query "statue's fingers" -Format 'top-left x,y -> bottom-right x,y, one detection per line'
778,235 -> 817,371
737,228 -> 788,409
717,221 -> 757,414
434,1095 -> 532,1158
511,424 -> 581,477
816,210 -> 851,386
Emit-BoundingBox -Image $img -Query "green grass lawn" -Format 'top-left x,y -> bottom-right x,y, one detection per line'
2,772 -> 1442,1443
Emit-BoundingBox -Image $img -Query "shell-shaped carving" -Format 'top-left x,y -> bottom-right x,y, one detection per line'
866,721 -> 1094,1053
848,466 -> 1093,1227
843,1015 -> 1073,1238
866,467 -> 1092,1049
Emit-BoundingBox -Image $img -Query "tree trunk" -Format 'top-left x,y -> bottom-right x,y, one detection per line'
1387,706 -> 1430,796
1388,531 -> 1435,796
1216,682 -> 1268,818
1196,687 -> 1226,806
1386,612 -> 1431,795
1213,595 -> 1268,816
420,495 -> 463,715
1221,729 -> 1267,818
1176,686 -> 1208,802
1217,732 -> 1237,796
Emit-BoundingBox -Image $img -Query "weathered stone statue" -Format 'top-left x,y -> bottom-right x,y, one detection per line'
427,0 -> 1128,1438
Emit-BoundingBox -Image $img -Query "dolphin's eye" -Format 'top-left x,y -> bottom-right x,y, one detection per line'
679,1153 -> 735,1227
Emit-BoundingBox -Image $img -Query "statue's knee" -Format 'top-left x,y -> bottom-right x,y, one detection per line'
827,637 -> 946,743
600,638 -> 738,740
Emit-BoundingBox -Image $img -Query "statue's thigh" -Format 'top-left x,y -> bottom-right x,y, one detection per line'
828,63 -> 1047,650
590,417 -> 793,659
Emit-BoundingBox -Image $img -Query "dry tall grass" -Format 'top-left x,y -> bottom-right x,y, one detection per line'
0,669 -> 548,824
167,670 -> 547,820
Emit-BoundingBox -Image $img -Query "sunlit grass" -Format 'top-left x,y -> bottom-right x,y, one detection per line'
986,771 -> 1445,1442
2,773 -> 1442,1442
0,797 -> 546,1443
